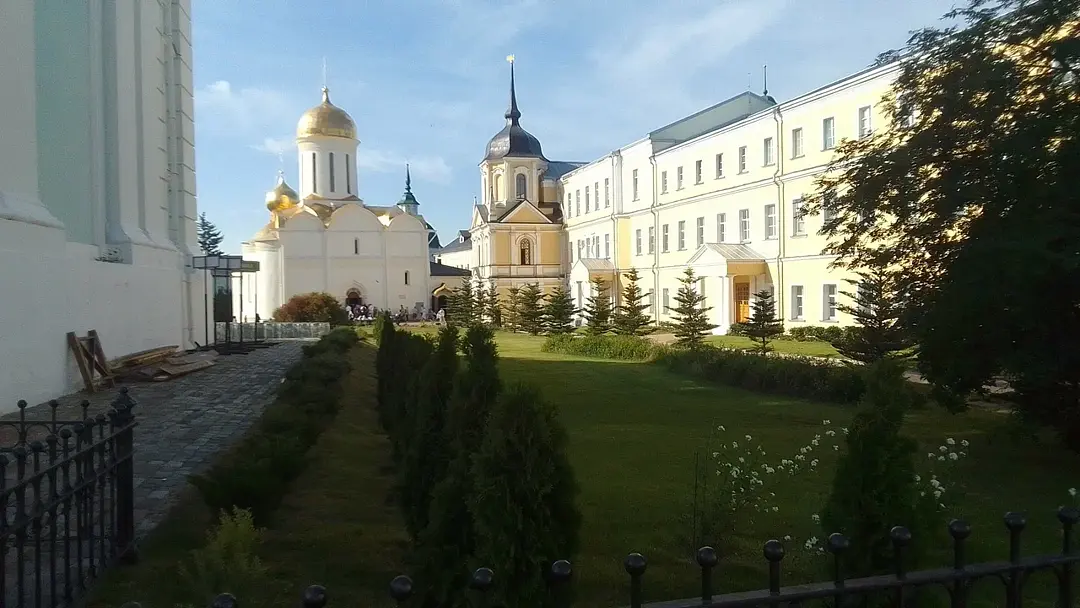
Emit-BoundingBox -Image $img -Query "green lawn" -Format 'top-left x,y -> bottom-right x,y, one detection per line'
704,334 -> 840,357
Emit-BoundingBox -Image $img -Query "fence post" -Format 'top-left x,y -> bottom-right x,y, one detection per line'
111,388 -> 137,564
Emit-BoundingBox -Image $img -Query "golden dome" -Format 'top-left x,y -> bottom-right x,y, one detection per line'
296,87 -> 357,140
265,172 -> 299,212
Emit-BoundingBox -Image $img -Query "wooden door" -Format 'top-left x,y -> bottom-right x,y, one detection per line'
735,282 -> 751,323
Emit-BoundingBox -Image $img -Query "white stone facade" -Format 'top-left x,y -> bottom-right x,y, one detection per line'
0,0 -> 204,412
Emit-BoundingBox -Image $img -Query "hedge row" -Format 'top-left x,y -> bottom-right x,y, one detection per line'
728,322 -> 849,344
188,327 -> 360,524
541,334 -> 656,361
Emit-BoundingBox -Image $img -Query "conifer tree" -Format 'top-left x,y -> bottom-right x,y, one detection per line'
469,383 -> 582,608
516,283 -> 545,335
613,268 -> 652,336
671,268 -> 716,349
473,281 -> 489,324
582,277 -> 612,335
504,286 -> 522,332
446,277 -> 475,325
485,285 -> 503,328
543,286 -> 577,335
196,212 -> 224,256
744,289 -> 784,354
831,269 -> 914,363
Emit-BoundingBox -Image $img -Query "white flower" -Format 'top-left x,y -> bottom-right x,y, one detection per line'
732,441 -> 739,448
811,438 -> 820,447
946,438 -> 956,446
938,456 -> 946,461
928,452 -> 936,459
825,430 -> 836,437
772,506 -> 779,512
961,439 -> 970,447
765,466 -> 775,474
934,490 -> 943,499
1069,488 -> 1077,498
939,503 -> 946,509
914,475 -> 921,482
823,420 -> 831,426
718,425 -> 726,432
805,536 -> 819,549
745,434 -> 753,442
842,427 -> 849,435
712,452 -> 719,458
810,459 -> 820,467
738,456 -> 746,463
948,452 -> 958,461
833,445 -> 839,451
783,535 -> 792,541
811,513 -> 821,523
939,445 -> 948,453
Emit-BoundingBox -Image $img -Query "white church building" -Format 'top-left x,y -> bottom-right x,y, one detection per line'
0,0 -> 204,412
236,88 -> 467,320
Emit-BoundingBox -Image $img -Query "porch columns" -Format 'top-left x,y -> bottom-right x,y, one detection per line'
720,275 -> 733,332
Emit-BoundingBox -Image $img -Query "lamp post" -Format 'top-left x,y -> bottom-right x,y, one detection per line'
191,254 -> 222,349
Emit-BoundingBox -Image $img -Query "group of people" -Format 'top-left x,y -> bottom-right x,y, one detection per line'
347,303 -> 446,325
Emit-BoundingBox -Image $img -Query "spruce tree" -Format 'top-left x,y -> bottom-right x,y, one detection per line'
473,281 -> 489,324
543,286 -> 577,335
671,268 -> 716,349
516,283 -> 545,335
504,286 -> 522,332
469,383 -> 582,608
485,285 -> 503,328
446,277 -> 475,325
582,277 -> 613,335
831,268 -> 914,363
744,289 -> 784,354
613,268 -> 652,336
197,212 -> 224,256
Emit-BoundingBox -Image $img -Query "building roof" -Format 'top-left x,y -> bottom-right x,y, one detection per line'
484,61 -> 546,162
545,161 -> 587,181
578,258 -> 614,271
702,243 -> 765,261
430,261 -> 472,277
296,87 -> 357,140
435,231 -> 472,254
648,91 -> 776,153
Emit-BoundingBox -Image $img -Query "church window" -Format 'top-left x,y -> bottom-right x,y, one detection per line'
519,239 -> 532,265
585,186 -> 590,212
329,152 -> 336,192
354,238 -> 359,254
346,154 -> 351,193
575,190 -> 580,215
405,271 -> 410,285
515,173 -> 527,200
311,153 -> 317,191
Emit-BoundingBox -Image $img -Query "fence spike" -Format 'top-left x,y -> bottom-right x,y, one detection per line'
948,519 -> 971,570
301,584 -> 327,607
625,553 -> 647,608
471,566 -> 494,591
389,575 -> 413,605
210,593 -> 238,608
1004,512 -> 1026,563
890,526 -> 911,580
696,546 -> 718,603
763,540 -> 784,594
550,559 -> 572,583
826,533 -> 849,586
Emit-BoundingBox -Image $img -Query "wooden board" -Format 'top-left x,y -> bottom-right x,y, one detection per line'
110,345 -> 181,369
67,330 -> 115,392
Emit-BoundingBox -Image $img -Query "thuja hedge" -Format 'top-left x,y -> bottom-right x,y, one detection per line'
189,327 -> 360,524
541,334 -> 656,361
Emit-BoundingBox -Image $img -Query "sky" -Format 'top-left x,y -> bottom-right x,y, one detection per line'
193,0 -> 956,253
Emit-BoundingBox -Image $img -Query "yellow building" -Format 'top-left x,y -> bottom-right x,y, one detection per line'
438,59 -> 904,331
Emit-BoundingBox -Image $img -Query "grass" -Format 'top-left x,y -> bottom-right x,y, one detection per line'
704,334 -> 841,358
89,331 -> 1078,607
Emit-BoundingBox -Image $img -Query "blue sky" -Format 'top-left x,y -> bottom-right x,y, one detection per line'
193,0 -> 954,253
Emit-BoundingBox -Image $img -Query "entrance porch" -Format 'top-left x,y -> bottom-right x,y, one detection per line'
685,244 -> 773,335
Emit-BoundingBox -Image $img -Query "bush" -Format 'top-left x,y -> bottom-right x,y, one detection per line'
541,334 -> 656,361
188,329 -> 357,525
178,507 -> 269,606
272,292 -> 349,325
787,325 -> 847,343
654,347 -> 866,405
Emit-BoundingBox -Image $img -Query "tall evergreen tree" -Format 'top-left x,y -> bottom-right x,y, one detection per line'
830,269 -> 914,363
671,268 -> 716,349
504,286 -> 522,332
582,277 -> 613,335
543,286 -> 577,335
446,277 -> 475,325
744,289 -> 784,354
613,268 -> 652,336
516,283 -> 545,335
197,212 -> 224,255
473,281 -> 489,324
485,285 -> 503,328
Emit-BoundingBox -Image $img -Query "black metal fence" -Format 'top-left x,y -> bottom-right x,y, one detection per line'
1,389 -> 137,608
197,509 -> 1078,608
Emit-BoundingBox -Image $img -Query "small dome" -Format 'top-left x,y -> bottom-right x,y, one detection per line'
265,172 -> 299,212
484,59 -> 546,162
296,87 -> 357,140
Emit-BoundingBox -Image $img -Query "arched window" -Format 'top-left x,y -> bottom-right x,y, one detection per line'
519,239 -> 532,266
515,173 -> 527,200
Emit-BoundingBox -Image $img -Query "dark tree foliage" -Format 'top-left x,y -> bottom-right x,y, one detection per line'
831,269 -> 915,363
543,286 -> 577,335
474,282 -> 489,324
469,383 -> 582,608
671,268 -> 716,349
485,285 -> 503,327
582,277 -> 613,335
517,283 -> 545,335
744,289 -> 784,354
374,312 -> 399,431
801,0 -> 1080,449
197,212 -> 224,256
504,286 -> 522,331
446,277 -> 476,325
613,268 -> 652,336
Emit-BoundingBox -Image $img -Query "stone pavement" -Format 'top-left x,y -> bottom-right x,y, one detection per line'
0,341 -> 306,538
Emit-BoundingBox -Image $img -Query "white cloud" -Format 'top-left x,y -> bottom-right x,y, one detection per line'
426,0 -> 554,77
251,136 -> 295,157
195,80 -> 294,133
355,149 -> 453,185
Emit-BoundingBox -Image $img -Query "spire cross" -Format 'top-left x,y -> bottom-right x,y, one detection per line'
505,54 -> 521,124
322,56 -> 328,89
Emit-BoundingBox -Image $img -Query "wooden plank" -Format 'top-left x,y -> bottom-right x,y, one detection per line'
110,345 -> 180,368
67,331 -> 95,392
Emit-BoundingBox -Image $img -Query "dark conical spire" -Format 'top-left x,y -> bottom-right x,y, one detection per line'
505,56 -> 521,124
405,163 -> 412,193
398,163 -> 418,211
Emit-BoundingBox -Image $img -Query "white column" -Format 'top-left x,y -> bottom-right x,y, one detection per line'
0,0 -> 64,230
721,275 -> 733,332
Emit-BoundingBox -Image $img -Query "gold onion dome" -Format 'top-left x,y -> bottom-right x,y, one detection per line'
265,171 -> 299,212
296,87 -> 357,140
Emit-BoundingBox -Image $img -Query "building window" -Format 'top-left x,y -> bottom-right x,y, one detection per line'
604,234 -> 610,258
823,284 -> 838,321
897,93 -> 915,128
354,238 -> 359,254
739,209 -> 750,242
663,288 -> 670,313
677,220 -> 686,250
792,198 -> 806,235
569,242 -> 574,264
632,169 -> 639,200
635,229 -> 642,255
575,190 -> 580,215
594,182 -> 600,209
661,171 -> 668,193
648,226 -> 655,253
519,239 -> 532,265
329,152 -> 336,192
662,224 -> 669,252
516,173 -> 527,200
696,216 -> 705,247
694,160 -> 703,184
822,190 -> 838,223
585,186 -> 591,212
763,138 -> 775,166
405,270 -> 410,285
715,153 -> 724,178
791,286 -> 804,320
565,193 -> 572,217
738,146 -> 747,173
716,213 -> 726,243
765,204 -> 777,239
676,166 -> 684,190
604,178 -> 610,207
577,239 -> 584,258
858,106 -> 872,138
823,117 -> 836,150
791,128 -> 803,158
311,153 -> 317,191
345,154 -> 351,193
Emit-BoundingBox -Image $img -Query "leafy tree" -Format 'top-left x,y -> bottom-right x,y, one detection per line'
197,212 -> 224,256
830,269 -> 915,363
582,277 -> 613,335
744,289 -> 784,354
446,277 -> 476,325
613,268 -> 652,336
474,281 -> 489,324
469,383 -> 581,608
504,286 -> 522,332
801,0 -> 1080,448
671,268 -> 716,349
485,285 -> 503,328
272,292 -> 348,325
543,286 -> 577,335
516,283 -> 545,335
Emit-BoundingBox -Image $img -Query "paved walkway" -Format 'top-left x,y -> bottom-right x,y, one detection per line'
0,341 -> 306,537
